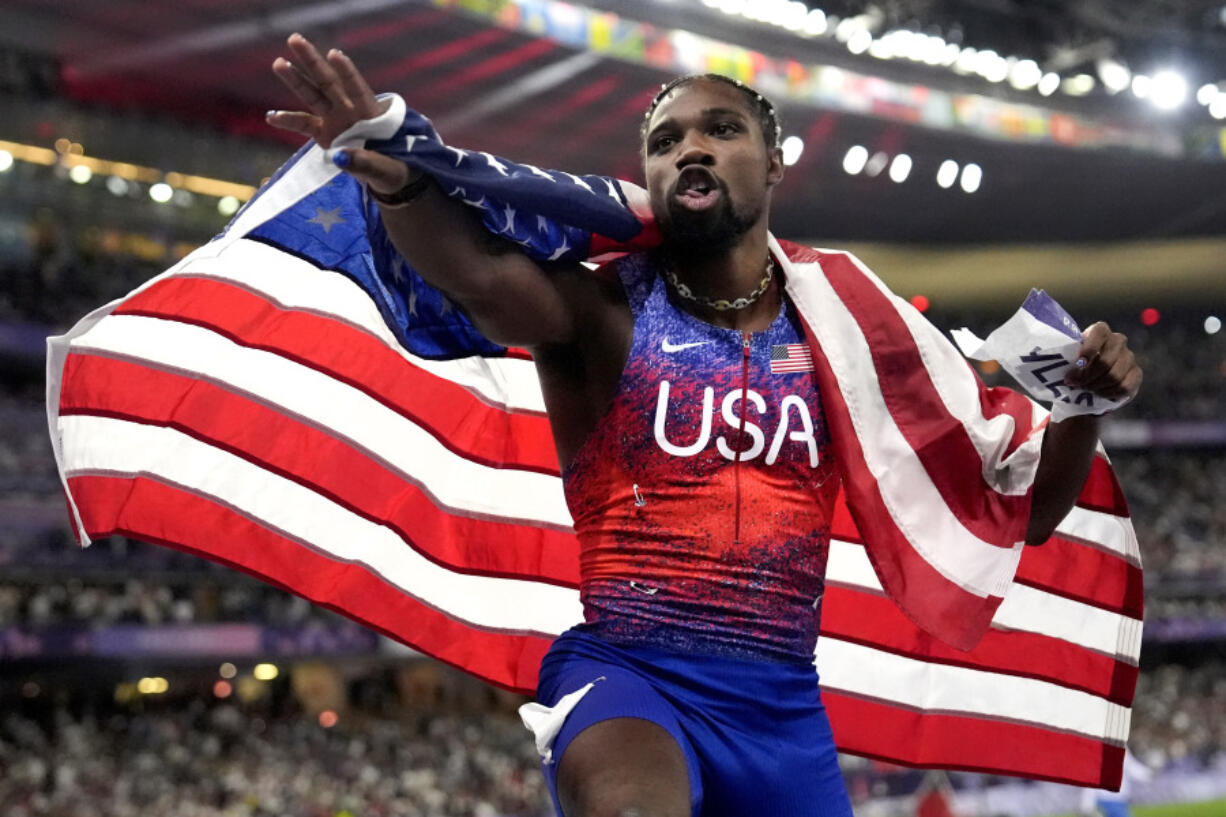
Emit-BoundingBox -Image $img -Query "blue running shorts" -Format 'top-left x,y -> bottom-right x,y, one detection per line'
525,626 -> 854,817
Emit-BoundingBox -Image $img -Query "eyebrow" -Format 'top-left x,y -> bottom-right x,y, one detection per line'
647,107 -> 750,139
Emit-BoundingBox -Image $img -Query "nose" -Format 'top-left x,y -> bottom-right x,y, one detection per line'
674,133 -> 715,169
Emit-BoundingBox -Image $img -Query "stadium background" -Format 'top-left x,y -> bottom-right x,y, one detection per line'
0,1 -> 1223,815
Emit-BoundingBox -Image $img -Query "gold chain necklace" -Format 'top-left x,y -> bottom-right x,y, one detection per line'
662,256 -> 774,312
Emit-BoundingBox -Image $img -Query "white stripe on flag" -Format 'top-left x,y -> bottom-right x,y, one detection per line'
825,540 -> 1142,661
58,415 -> 584,635
780,246 -> 1023,598
1055,505 -> 1141,564
174,238 -> 547,415
68,314 -> 573,528
815,637 -> 1132,744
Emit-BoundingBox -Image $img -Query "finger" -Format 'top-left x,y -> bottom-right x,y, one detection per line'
1084,352 -> 1137,397
287,33 -> 349,109
273,57 -> 331,112
332,148 -> 413,195
327,49 -> 380,119
265,110 -> 322,137
1066,321 -> 1111,385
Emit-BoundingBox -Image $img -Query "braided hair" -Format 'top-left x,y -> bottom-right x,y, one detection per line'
641,74 -> 782,152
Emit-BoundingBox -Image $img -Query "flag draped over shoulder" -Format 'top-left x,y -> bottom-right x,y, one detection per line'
46,101 -> 1142,789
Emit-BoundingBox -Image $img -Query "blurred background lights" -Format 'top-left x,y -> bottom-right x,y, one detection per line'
936,159 -> 959,189
1063,73 -> 1096,96
149,182 -> 173,203
319,709 -> 339,728
213,679 -> 233,699
1149,71 -> 1188,110
137,676 -> 169,694
803,8 -> 827,36
959,163 -> 982,193
842,145 -> 868,175
865,151 -> 889,177
781,135 -> 804,166
69,164 -> 92,184
105,175 -> 128,196
1141,307 -> 1161,326
888,153 -> 912,183
909,294 -> 930,312
253,662 -> 279,681
0,149 -> 12,172
1204,316 -> 1222,335
1008,59 -> 1042,91
218,195 -> 240,216
847,28 -> 872,55
1196,83 -> 1219,106
219,662 -> 237,679
1211,95 -> 1226,119
1096,59 -> 1132,94
1037,72 -> 1061,96
1131,74 -> 1152,99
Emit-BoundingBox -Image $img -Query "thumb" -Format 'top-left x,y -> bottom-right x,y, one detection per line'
330,148 -> 412,196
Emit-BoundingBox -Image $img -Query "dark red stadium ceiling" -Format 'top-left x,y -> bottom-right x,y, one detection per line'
2,0 -> 1226,242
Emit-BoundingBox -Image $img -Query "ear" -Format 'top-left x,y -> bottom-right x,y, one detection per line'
766,146 -> 784,187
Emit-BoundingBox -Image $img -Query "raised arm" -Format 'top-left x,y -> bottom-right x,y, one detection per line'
1025,321 -> 1142,543
266,34 -> 587,349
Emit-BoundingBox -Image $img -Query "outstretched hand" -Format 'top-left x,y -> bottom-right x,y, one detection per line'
266,33 -> 413,196
1063,321 -> 1143,401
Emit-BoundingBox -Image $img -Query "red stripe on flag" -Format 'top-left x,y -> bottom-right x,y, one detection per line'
60,354 -> 581,586
821,586 -> 1139,705
1077,455 -> 1131,517
1015,533 -> 1143,619
66,474 -> 552,693
818,252 -> 1034,548
823,690 -> 1124,789
803,321 -> 1000,650
113,276 -> 559,474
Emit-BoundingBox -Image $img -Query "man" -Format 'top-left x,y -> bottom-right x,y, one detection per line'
266,34 -> 1141,817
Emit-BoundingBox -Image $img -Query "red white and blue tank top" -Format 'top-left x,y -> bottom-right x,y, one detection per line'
562,252 -> 841,663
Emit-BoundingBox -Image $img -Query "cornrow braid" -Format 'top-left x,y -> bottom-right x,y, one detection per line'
641,74 -> 782,151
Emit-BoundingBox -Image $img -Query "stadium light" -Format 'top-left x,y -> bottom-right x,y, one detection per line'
1204,316 -> 1222,335
888,153 -> 912,183
781,135 -> 804,166
960,163 -> 982,193
219,662 -> 237,679
1097,59 -> 1132,94
1196,83 -> 1219,106
936,159 -> 959,189
1008,59 -> 1042,91
842,145 -> 869,175
218,195 -> 240,216
69,164 -> 93,184
803,9 -> 828,36
1131,74 -> 1152,99
253,663 -> 279,681
106,175 -> 128,196
847,28 -> 872,55
149,183 -> 174,203
0,150 -> 12,172
1149,71 -> 1188,110
1038,72 -> 1061,96
1063,74 -> 1095,96
1210,95 -> 1226,119
865,151 -> 889,177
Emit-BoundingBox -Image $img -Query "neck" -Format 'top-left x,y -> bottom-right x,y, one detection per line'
665,227 -> 779,331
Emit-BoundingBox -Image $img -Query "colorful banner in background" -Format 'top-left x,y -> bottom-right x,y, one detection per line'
432,0 -> 1223,160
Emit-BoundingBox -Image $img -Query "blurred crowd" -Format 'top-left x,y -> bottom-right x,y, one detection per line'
0,702 -> 552,817
1130,661 -> 1226,771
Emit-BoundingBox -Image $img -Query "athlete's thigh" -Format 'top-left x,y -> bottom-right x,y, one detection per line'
556,717 -> 691,817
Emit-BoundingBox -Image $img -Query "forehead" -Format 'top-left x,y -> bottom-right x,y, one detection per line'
647,79 -> 755,129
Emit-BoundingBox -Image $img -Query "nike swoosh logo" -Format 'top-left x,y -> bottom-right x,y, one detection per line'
661,338 -> 711,353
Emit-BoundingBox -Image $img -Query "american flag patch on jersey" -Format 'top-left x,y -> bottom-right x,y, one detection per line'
770,343 -> 815,373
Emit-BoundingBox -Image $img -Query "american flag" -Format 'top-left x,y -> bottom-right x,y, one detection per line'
770,342 -> 815,373
46,105 -> 1141,789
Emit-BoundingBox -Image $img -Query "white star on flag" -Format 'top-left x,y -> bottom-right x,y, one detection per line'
547,238 -> 570,261
482,152 -> 510,176
446,146 -> 468,167
501,204 -> 517,234
561,172 -> 594,194
525,164 -> 555,182
306,206 -> 346,233
404,134 -> 428,152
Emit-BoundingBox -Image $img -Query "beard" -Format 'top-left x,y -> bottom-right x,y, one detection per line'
657,185 -> 762,258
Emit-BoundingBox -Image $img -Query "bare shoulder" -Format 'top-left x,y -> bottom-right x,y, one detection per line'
531,260 -> 633,468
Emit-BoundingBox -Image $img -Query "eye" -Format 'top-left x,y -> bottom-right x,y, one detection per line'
712,122 -> 740,137
650,135 -> 677,153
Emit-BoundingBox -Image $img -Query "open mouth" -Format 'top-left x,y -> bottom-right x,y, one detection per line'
673,166 -> 722,210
